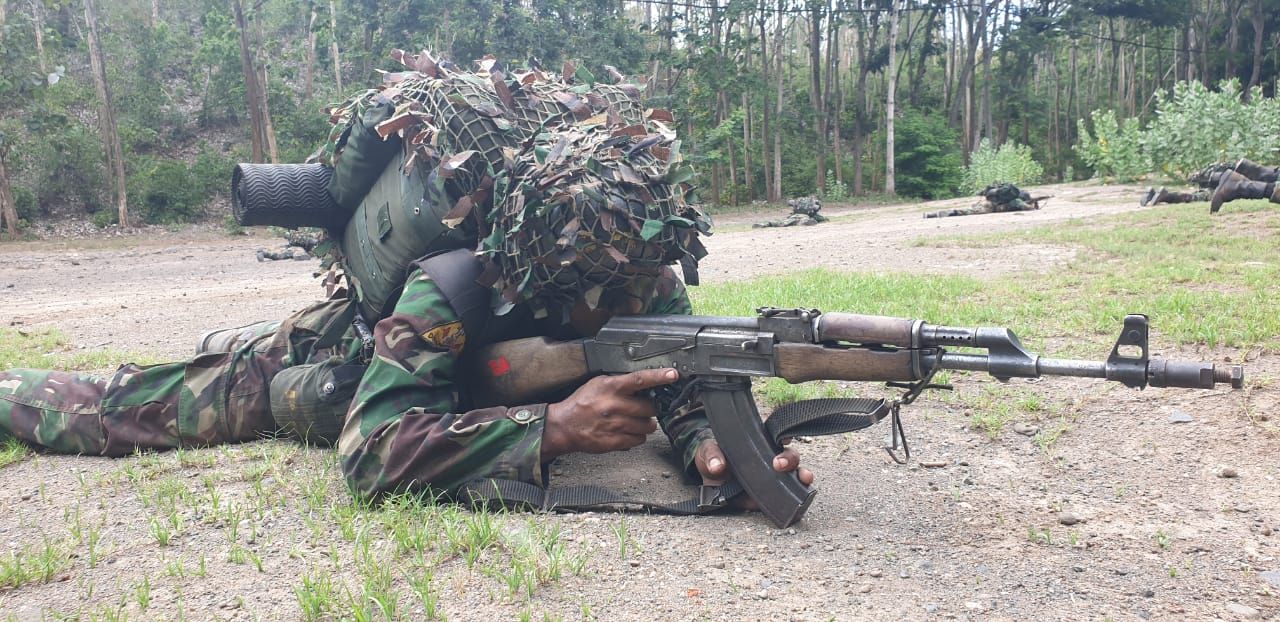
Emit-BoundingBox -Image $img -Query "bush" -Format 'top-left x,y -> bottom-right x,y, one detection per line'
11,186 -> 38,221
892,108 -> 963,199
1142,79 -> 1280,179
1075,109 -> 1148,182
823,170 -> 849,202
962,139 -> 1044,193
127,158 -> 208,224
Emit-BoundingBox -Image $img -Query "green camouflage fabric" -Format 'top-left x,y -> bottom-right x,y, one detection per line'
339,264 -> 707,500
477,122 -> 707,320
0,299 -> 356,455
0,268 -> 707,502
753,196 -> 828,228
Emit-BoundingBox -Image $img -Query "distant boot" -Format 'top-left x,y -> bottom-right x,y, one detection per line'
1234,158 -> 1280,183
1210,171 -> 1276,213
195,320 -> 280,354
1140,187 -> 1159,206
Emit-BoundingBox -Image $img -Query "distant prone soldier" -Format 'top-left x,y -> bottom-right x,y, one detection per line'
255,230 -> 325,262
924,183 -> 1047,218
753,196 -> 828,228
1140,159 -> 1280,212
1139,161 -> 1228,206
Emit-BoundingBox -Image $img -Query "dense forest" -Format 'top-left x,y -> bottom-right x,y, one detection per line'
0,0 -> 1277,235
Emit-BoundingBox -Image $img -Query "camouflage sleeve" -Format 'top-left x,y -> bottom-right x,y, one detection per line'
645,267 -> 714,481
338,270 -> 547,499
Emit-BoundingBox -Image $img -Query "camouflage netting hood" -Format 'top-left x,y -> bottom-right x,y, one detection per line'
307,49 -> 709,320
478,123 -> 709,319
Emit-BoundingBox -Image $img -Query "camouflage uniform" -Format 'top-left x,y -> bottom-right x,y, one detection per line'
0,298 -> 353,455
339,264 -> 708,499
0,267 -> 709,501
924,183 -> 1041,218
753,196 -> 828,228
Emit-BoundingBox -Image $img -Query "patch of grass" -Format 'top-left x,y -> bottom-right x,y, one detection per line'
0,328 -> 160,370
0,537 -> 72,589
0,438 -> 31,468
757,378 -> 858,409
696,202 -> 1279,353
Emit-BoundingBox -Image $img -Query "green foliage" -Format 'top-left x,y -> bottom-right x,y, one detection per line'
823,171 -> 849,202
1074,109 -> 1149,182
127,158 -> 207,224
1076,81 -> 1280,181
892,109 -> 963,199
963,139 -> 1045,193
1142,80 -> 1280,178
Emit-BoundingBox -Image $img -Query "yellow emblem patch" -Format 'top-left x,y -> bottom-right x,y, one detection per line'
421,321 -> 467,355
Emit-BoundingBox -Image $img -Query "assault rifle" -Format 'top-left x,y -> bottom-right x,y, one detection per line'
465,308 -> 1243,528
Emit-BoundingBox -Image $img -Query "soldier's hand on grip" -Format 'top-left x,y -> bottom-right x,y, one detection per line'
541,368 -> 680,461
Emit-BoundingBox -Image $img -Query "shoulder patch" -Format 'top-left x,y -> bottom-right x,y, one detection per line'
421,321 -> 467,355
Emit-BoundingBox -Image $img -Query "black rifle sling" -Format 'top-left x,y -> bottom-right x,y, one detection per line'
461,397 -> 893,518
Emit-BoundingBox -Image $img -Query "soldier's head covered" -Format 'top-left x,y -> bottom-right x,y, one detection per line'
477,124 -> 710,320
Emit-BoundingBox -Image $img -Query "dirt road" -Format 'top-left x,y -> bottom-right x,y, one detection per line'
1,182 -> 1276,621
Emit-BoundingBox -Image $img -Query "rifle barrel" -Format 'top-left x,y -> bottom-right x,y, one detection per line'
938,353 -> 1243,389
940,353 -> 1104,378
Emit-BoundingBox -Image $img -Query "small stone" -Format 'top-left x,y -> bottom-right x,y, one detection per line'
1142,588 -> 1155,598
1257,570 -> 1280,589
20,493 -> 32,501
1224,602 -> 1261,619
920,460 -> 948,468
1058,512 -> 1083,526
711,561 -> 725,570
923,604 -> 939,613
628,560 -> 640,567
1167,411 -> 1195,424
756,590 -> 770,600
1219,467 -> 1239,479
900,570 -> 910,578
824,545 -> 835,552
869,569 -> 882,578
1072,565 -> 1085,573
858,584 -> 872,594
1013,422 -> 1039,436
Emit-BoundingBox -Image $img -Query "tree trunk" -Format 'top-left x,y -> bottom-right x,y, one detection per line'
305,3 -> 318,99
1246,0 -> 1264,94
30,0 -> 47,74
84,0 -> 129,226
0,151 -> 18,237
885,0 -> 899,196
233,0 -> 265,162
742,92 -> 754,201
329,0 -> 343,94
772,0 -> 785,202
251,7 -> 280,162
759,4 -> 773,202
808,2 -> 827,194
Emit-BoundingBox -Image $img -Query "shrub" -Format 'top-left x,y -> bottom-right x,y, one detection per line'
1142,79 -> 1280,178
127,158 -> 207,224
962,139 -> 1044,193
11,186 -> 38,221
1075,109 -> 1148,182
891,109 -> 963,199
823,171 -> 849,202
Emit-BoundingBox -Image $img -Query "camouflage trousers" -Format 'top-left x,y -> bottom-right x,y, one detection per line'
0,298 -> 355,456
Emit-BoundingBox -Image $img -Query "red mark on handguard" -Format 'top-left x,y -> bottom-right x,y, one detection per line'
487,357 -> 512,377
